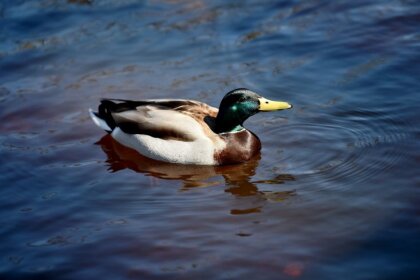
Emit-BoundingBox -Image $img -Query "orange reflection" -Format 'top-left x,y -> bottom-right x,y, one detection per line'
283,262 -> 304,277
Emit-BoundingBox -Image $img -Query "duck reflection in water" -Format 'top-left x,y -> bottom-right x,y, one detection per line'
97,135 -> 296,208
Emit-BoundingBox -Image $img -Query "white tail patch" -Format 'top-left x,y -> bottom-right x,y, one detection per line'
89,108 -> 112,131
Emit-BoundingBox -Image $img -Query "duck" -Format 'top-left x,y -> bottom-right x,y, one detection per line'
89,88 -> 292,165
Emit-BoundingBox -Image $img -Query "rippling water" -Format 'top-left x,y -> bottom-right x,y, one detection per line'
1,1 -> 419,279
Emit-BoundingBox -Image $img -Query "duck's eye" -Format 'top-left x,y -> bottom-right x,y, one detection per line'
265,101 -> 269,104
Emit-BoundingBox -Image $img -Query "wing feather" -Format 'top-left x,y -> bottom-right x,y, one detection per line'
112,106 -> 200,141
91,98 -> 219,141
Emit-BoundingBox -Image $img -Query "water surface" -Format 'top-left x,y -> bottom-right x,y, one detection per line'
0,0 -> 419,279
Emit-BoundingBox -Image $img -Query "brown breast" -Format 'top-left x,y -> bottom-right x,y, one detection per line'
214,130 -> 261,165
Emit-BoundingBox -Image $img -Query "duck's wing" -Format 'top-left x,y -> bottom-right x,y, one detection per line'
90,99 -> 218,141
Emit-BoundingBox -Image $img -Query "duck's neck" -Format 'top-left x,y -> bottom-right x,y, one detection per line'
215,114 -> 244,134
215,103 -> 257,133
223,125 -> 244,133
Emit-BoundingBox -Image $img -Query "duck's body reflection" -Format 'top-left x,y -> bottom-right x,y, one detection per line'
97,135 -> 296,210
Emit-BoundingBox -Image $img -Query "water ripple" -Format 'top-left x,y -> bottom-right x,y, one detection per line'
271,108 -> 413,187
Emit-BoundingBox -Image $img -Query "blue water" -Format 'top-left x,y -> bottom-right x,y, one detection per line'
0,0 -> 419,279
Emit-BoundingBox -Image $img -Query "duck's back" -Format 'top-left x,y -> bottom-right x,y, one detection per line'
90,99 -> 225,165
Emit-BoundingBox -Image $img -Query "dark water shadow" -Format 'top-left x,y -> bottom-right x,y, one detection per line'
96,135 -> 296,210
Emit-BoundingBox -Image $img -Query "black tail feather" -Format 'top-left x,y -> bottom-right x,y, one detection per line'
97,100 -> 117,132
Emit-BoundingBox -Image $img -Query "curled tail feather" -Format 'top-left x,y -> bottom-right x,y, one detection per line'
89,100 -> 118,132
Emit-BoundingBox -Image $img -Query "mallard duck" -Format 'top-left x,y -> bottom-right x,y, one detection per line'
89,88 -> 292,165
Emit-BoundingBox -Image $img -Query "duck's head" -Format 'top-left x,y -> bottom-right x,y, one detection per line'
215,88 -> 292,133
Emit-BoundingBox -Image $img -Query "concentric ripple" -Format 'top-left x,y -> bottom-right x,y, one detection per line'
267,108 -> 413,187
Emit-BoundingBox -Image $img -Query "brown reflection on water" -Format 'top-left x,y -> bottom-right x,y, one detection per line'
97,135 -> 296,211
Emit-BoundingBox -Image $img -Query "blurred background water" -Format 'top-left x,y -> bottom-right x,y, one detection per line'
0,0 -> 419,279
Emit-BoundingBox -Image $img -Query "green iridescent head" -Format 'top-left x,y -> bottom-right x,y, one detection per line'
215,88 -> 292,133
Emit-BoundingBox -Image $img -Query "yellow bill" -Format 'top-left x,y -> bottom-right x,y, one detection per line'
258,97 -> 292,111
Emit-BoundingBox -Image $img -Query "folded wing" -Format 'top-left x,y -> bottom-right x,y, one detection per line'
90,99 -> 217,142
